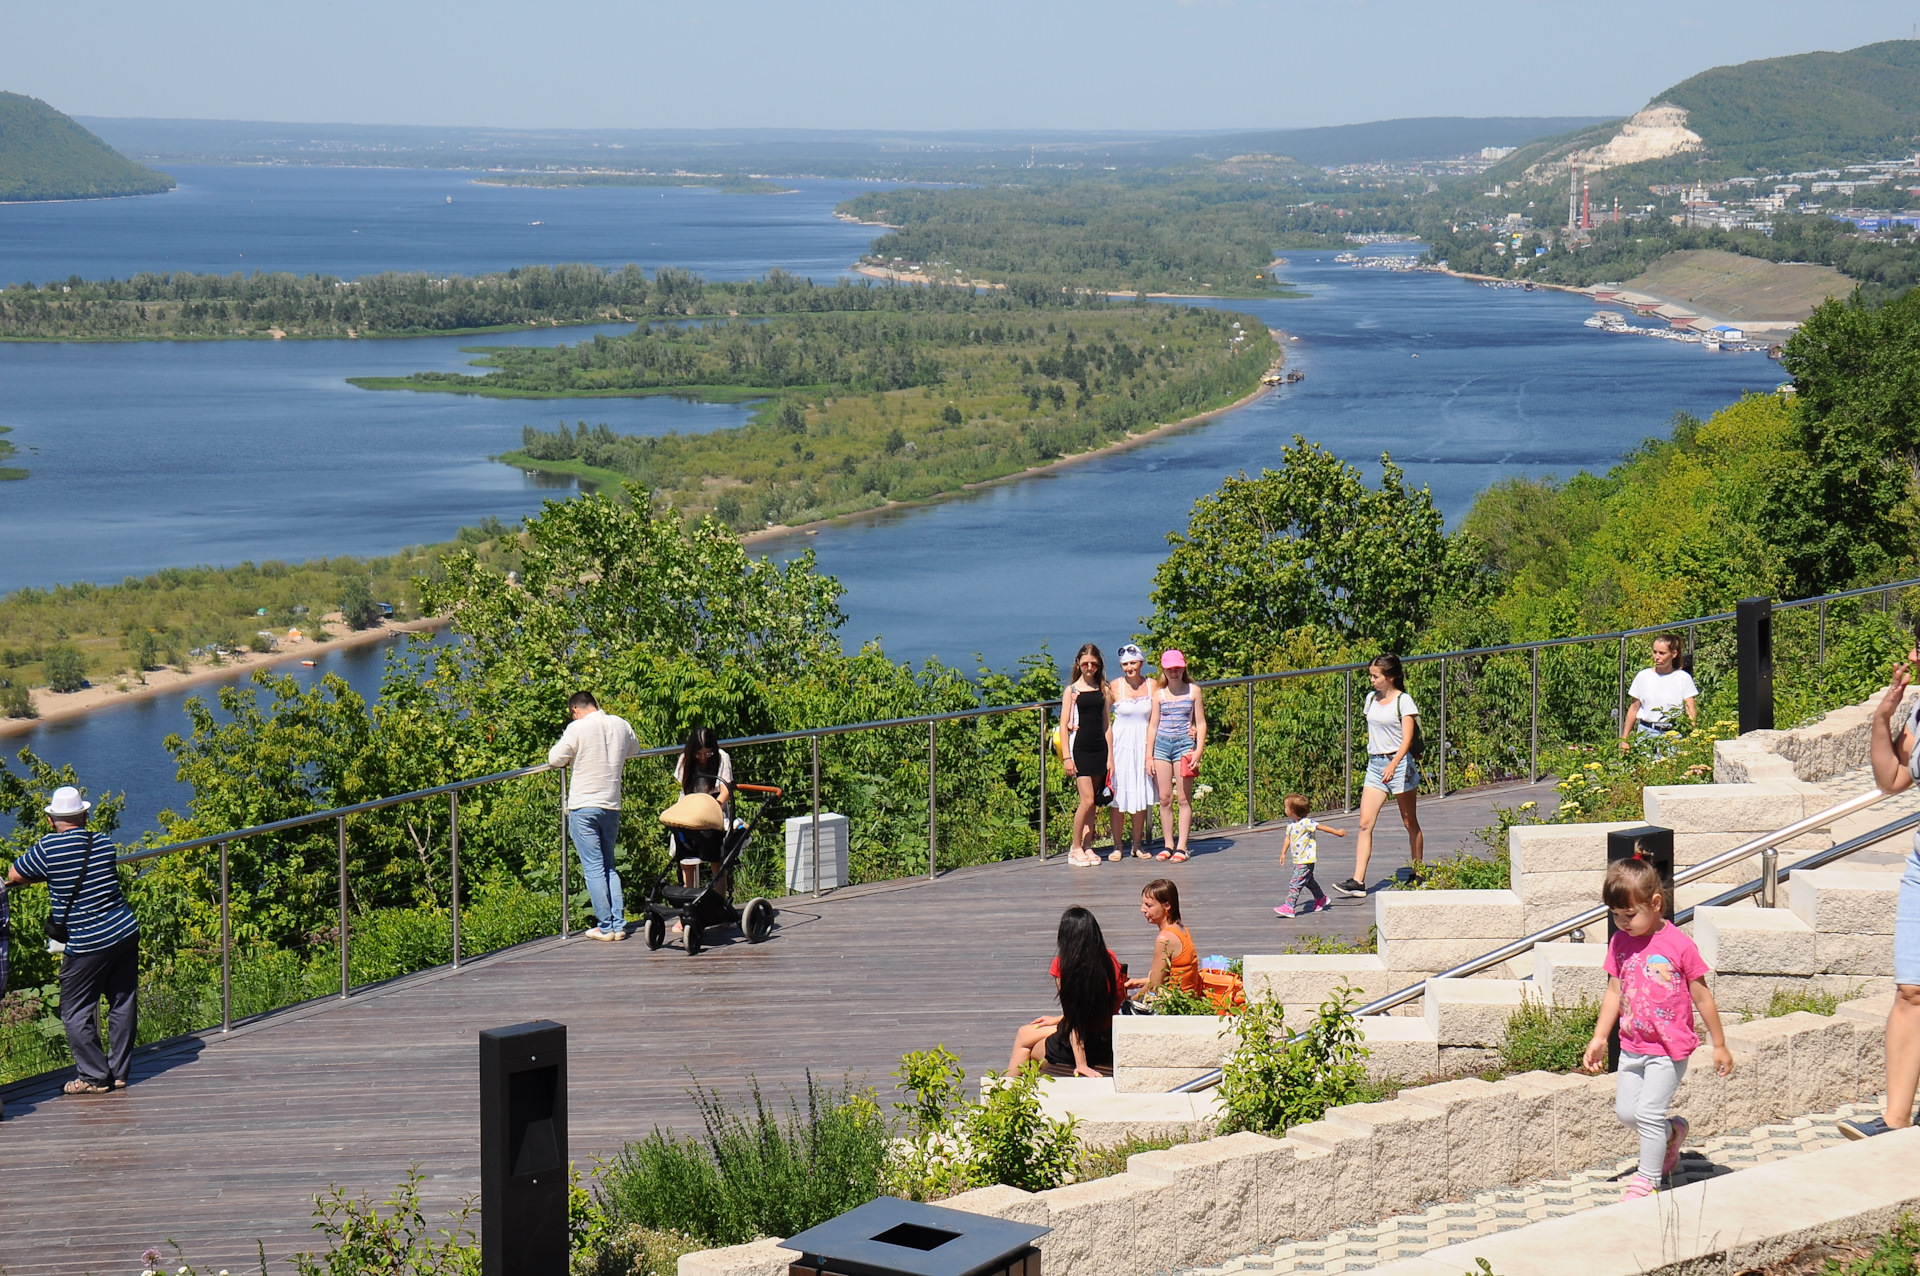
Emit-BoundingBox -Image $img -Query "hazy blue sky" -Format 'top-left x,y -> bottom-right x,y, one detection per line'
11,1 -> 1918,132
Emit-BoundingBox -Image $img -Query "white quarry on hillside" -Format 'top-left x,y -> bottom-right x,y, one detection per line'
1524,102 -> 1703,183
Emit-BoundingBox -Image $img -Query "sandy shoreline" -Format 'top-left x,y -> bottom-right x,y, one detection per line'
745,331 -> 1289,548
1,616 -> 448,740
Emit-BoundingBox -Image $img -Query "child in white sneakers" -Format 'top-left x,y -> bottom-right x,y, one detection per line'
1276,794 -> 1343,918
1582,854 -> 1734,1198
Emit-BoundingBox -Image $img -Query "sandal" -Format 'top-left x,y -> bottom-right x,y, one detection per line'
1107,848 -> 1124,862
1133,847 -> 1153,859
1170,850 -> 1189,862
1155,849 -> 1172,861
64,1078 -> 111,1095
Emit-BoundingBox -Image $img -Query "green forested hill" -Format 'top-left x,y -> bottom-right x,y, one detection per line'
1663,40 -> 1920,171
0,92 -> 173,201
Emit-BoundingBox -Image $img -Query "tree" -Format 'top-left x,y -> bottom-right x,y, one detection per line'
1145,438 -> 1478,673
340,576 -> 379,631
42,645 -> 86,693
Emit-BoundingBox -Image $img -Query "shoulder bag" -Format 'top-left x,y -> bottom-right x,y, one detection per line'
43,830 -> 95,945
1398,693 -> 1426,760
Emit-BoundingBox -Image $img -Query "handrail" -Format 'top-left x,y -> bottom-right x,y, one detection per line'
1171,785 -> 1900,1093
66,571 -> 1916,871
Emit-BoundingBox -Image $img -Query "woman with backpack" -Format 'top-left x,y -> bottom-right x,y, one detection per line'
1338,653 -> 1424,896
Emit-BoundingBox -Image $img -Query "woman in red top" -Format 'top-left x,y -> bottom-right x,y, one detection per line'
1007,907 -> 1123,1077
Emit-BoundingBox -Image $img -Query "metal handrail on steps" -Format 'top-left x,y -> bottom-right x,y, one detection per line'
1172,785 -> 1904,1093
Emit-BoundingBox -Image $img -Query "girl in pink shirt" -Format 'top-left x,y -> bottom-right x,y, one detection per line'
1582,856 -> 1734,1199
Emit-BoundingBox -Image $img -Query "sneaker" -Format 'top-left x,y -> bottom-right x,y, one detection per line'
1335,877 -> 1367,897
1307,898 -> 1334,914
1620,1173 -> 1655,1200
1839,1115 -> 1897,1140
583,927 -> 618,942
1275,903 -> 1296,918
1661,1116 -> 1688,1179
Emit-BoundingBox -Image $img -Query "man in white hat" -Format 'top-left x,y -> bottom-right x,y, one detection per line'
6,785 -> 140,1094
547,691 -> 643,941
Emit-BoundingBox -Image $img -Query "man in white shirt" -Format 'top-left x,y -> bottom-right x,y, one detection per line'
547,691 -> 643,941
1621,634 -> 1699,749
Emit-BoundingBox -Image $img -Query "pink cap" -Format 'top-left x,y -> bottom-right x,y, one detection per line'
1159,649 -> 1187,669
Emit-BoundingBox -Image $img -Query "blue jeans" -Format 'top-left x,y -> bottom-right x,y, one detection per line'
567,806 -> 625,933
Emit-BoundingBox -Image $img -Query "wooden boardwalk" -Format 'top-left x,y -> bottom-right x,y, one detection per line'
0,781 -> 1555,1274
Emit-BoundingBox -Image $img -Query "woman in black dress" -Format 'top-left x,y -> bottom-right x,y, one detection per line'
1061,643 -> 1111,868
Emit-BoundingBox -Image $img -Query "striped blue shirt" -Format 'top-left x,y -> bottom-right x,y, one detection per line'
12,828 -> 139,955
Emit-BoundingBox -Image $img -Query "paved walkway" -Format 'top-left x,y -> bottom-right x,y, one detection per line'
1178,1097 -> 1880,1275
0,781 -> 1557,1275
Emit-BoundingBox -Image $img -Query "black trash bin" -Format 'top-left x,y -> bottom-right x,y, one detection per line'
781,1197 -> 1050,1276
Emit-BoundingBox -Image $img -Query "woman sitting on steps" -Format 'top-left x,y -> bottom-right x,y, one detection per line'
1007,906 -> 1124,1077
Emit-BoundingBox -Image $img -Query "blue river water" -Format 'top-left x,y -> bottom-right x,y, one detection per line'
0,169 -> 1780,836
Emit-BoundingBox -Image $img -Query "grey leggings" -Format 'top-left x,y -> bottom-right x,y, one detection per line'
1616,1051 -> 1688,1178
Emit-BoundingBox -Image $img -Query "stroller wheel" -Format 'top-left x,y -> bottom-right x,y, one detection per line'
744,897 -> 775,943
645,915 -> 665,950
685,921 -> 704,955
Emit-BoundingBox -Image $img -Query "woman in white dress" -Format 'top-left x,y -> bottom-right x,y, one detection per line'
1106,644 -> 1158,861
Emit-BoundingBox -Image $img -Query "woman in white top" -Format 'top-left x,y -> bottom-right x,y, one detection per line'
1620,633 -> 1699,748
1106,644 -> 1158,861
1339,653 -> 1424,896
673,727 -> 733,892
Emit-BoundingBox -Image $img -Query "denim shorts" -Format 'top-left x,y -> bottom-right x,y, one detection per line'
1364,752 -> 1419,795
1897,844 -> 1920,986
1153,733 -> 1195,763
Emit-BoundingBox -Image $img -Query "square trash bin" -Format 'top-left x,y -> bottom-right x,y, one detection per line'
780,1197 -> 1049,1276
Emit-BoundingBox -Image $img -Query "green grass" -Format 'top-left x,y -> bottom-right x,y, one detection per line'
1498,995 -> 1600,1074
1284,926 -> 1377,956
1074,1131 -> 1188,1182
1748,983 -> 1856,1021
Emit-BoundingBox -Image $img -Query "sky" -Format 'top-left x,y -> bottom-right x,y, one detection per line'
8,0 -> 1920,133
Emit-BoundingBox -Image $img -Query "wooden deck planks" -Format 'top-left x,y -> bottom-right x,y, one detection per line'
0,781 -> 1554,1274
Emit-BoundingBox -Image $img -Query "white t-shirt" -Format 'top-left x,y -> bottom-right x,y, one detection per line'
548,711 -> 643,810
1629,668 -> 1699,729
1365,690 -> 1419,755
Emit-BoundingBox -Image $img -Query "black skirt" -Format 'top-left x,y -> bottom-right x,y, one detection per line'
1044,1020 -> 1114,1069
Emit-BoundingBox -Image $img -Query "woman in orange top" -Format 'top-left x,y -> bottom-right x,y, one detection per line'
1126,877 -> 1201,997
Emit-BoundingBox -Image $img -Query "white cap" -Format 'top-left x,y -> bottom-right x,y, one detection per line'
45,786 -> 91,818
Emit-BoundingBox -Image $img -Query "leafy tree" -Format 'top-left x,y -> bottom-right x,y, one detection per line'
42,645 -> 85,693
1145,438 -> 1478,672
339,577 -> 379,631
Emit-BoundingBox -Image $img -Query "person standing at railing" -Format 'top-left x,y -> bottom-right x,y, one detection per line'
1620,633 -> 1699,749
1147,649 -> 1205,862
1843,655 -> 1920,1139
1106,644 -> 1158,861
547,691 -> 643,942
1340,654 -> 1423,896
5,786 -> 141,1095
1061,644 -> 1113,868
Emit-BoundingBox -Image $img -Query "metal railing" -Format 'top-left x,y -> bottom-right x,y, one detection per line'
1173,784 -> 1909,1093
81,573 -> 1920,1036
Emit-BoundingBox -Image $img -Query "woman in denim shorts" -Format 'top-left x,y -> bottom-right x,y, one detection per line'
1338,654 -> 1424,897
1842,657 -> 1920,1138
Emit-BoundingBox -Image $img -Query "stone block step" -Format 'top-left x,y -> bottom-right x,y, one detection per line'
1423,977 -> 1527,1047
1534,941 -> 1607,1007
1242,953 -> 1394,1007
1696,905 -> 1818,975
1787,867 -> 1899,934
1375,888 -> 1524,940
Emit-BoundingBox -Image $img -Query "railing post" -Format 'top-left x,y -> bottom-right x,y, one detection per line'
811,733 -> 822,899
1529,646 -> 1539,785
1245,680 -> 1256,828
1437,658 -> 1448,799
1343,671 -> 1353,812
1818,599 -> 1827,665
1038,706 -> 1048,861
558,766 -> 570,938
450,790 -> 462,969
928,720 -> 938,880
337,815 -> 349,1000
1617,636 -> 1627,732
1760,847 -> 1779,907
219,840 -> 230,1033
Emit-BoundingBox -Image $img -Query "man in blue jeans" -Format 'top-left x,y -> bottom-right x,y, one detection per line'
547,692 -> 643,941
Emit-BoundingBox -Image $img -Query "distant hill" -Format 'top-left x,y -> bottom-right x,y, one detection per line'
1164,117 -> 1610,167
1485,40 -> 1920,188
0,93 -> 173,201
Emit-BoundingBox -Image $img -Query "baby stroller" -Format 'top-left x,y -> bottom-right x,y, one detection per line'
640,783 -> 780,955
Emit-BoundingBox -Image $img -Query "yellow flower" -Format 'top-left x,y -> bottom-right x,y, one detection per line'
1584,762 -> 1601,771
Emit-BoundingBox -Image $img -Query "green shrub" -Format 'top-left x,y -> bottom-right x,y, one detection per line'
1498,994 -> 1599,1074
1548,720 -> 1736,824
1819,1210 -> 1920,1275
0,678 -> 33,718
1284,926 -> 1377,956
1217,986 -> 1372,1136
42,644 -> 85,693
1074,1131 -> 1188,1183
1149,983 -> 1223,1016
965,1064 -> 1080,1193
596,1074 -> 889,1246
572,1225 -> 704,1276
885,1049 -> 1080,1200
1757,983 -> 1854,1020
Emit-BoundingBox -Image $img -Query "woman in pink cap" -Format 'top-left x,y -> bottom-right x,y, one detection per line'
1146,649 -> 1206,861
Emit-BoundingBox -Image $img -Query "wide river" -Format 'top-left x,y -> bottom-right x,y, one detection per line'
0,166 -> 1776,835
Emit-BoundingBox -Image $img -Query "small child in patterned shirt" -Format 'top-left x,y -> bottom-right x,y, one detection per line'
1276,794 -> 1344,918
